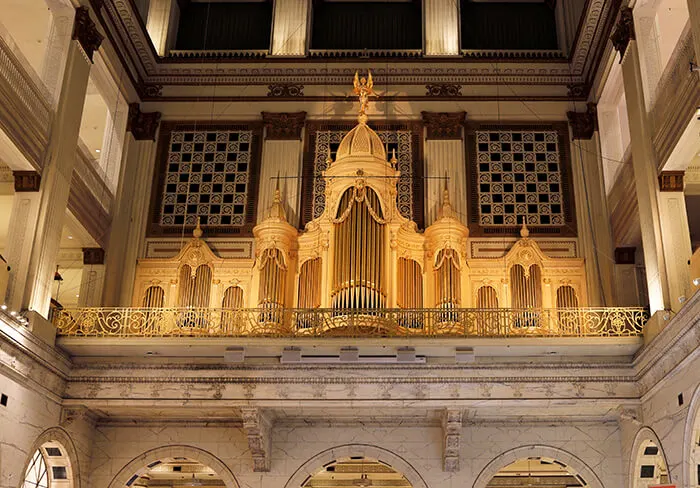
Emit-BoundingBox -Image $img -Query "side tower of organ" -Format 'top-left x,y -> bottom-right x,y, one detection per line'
131,76 -> 590,333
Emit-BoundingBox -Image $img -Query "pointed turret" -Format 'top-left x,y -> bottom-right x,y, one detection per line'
265,176 -> 287,222
437,176 -> 456,220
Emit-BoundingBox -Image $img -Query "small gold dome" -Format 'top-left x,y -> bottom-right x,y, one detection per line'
335,121 -> 386,161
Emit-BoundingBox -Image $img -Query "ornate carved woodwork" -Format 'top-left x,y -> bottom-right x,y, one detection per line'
658,171 -> 684,192
241,407 -> 272,472
567,103 -> 598,140
267,84 -> 304,97
425,84 -> 462,97
72,7 -> 103,62
610,6 -> 635,60
262,112 -> 306,140
422,112 -> 466,140
127,103 -> 162,141
137,83 -> 163,99
566,82 -> 590,99
13,171 -> 41,192
82,247 -> 105,265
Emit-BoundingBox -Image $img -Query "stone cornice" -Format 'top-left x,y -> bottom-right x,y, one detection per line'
93,0 -> 617,89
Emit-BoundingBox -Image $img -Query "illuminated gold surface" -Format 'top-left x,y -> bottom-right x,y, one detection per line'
54,307 -> 647,338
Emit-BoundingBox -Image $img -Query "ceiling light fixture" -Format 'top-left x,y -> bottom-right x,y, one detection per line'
95,149 -> 101,153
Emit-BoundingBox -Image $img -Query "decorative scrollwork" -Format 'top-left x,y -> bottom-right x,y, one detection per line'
267,84 -> 304,97
54,307 -> 647,338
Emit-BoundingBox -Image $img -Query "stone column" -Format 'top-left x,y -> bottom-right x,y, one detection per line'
566,104 -> 616,306
614,247 -> 644,306
259,112 -> 306,227
3,172 -> 42,310
633,13 -> 662,110
657,172 -> 693,311
25,7 -> 103,318
424,0 -> 460,56
270,0 -> 310,56
611,7 -> 670,314
421,112 -> 467,226
102,104 -> 161,307
98,95 -> 129,192
688,0 -> 700,65
78,248 -> 105,307
146,0 -> 180,56
41,1 -> 75,106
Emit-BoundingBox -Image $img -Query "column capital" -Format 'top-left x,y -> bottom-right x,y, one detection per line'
262,111 -> 306,140
658,171 -> 684,191
615,247 -> 636,264
82,247 -> 105,265
421,111 -> 467,140
72,7 -> 103,62
610,6 -> 636,60
127,103 -> 162,141
566,103 -> 598,140
13,171 -> 41,192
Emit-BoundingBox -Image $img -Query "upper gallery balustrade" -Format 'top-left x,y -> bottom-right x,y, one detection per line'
52,77 -> 649,340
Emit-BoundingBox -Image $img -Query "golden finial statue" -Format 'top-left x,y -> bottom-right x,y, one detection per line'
193,217 -> 203,238
520,218 -> 530,238
353,70 -> 377,123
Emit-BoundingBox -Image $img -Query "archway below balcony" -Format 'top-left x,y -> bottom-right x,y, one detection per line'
107,445 -> 238,488
685,384 -> 700,488
284,444 -> 427,488
472,445 -> 604,488
22,427 -> 80,488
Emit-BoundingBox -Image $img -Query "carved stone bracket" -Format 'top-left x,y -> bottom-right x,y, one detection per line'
83,247 -> 105,265
658,171 -> 684,192
13,171 -> 41,192
72,7 -> 103,62
422,112 -> 467,140
442,408 -> 462,472
425,84 -> 463,97
262,112 -> 307,140
610,7 -> 636,61
241,407 -> 272,471
127,103 -> 162,141
60,406 -> 98,429
567,103 -> 598,140
267,84 -> 304,97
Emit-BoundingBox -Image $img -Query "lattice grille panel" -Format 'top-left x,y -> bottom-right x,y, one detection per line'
475,129 -> 563,226
160,129 -> 254,227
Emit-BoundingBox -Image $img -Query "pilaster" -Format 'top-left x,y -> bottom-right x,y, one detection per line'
102,104 -> 161,306
422,112 -> 467,225
567,104 -> 615,306
3,172 -> 42,310
424,0 -> 460,56
41,2 -> 75,105
78,248 -> 105,307
270,0 -> 310,56
60,406 -> 98,488
657,171 -> 693,311
241,407 -> 272,472
146,0 -> 180,56
257,112 -> 306,227
612,6 -> 670,313
25,7 -> 101,318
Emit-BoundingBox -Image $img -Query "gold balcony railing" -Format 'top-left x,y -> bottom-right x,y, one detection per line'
53,307 -> 648,338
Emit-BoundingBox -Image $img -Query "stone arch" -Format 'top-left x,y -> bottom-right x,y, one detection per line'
283,444 -> 429,488
684,384 -> 700,488
628,427 -> 672,488
107,445 -> 239,488
21,427 -> 81,488
472,444 -> 605,488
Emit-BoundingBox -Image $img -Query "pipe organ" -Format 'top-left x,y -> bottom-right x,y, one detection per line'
131,84 -> 590,332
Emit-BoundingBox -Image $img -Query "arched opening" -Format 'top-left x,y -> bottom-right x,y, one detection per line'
178,264 -> 213,308
484,457 -> 588,487
108,446 -> 238,488
22,441 -> 74,488
142,285 -> 165,308
128,457 -> 224,488
302,457 -> 411,488
631,436 -> 670,488
685,386 -> 700,488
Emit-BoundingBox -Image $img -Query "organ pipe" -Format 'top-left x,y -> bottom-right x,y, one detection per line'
298,258 -> 322,309
435,249 -> 460,308
331,186 -> 386,309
